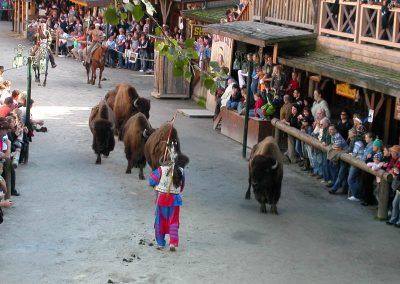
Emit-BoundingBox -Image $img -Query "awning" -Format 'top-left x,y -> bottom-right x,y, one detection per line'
203,21 -> 317,47
181,6 -> 234,24
279,52 -> 400,98
69,0 -> 112,7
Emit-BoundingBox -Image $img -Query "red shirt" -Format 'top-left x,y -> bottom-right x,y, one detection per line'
0,106 -> 11,117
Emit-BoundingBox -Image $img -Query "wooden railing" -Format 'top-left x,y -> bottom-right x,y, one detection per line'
319,0 -> 400,49
236,3 -> 250,21
253,0 -> 315,30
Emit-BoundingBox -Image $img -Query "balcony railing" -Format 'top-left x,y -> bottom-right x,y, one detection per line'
319,0 -> 400,49
253,0 -> 315,30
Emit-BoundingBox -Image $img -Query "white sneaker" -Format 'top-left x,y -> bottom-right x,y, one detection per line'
169,245 -> 176,252
348,196 -> 360,202
156,245 -> 165,250
139,69 -> 144,72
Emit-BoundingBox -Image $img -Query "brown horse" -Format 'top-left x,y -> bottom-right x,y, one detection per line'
85,45 -> 107,88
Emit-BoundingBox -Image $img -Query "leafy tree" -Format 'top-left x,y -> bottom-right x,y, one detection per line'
103,0 -> 220,93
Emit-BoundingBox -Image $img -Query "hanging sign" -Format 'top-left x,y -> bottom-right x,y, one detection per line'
191,24 -> 208,37
336,83 -> 357,100
368,109 -> 374,123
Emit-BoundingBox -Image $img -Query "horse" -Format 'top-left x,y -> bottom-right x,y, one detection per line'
84,45 -> 107,88
32,41 -> 49,87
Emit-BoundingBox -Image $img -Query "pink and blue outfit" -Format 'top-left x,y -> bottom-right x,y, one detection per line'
149,166 -> 185,247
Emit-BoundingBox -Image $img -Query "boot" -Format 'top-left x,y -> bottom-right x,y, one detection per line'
301,158 -> 310,171
49,52 -> 57,68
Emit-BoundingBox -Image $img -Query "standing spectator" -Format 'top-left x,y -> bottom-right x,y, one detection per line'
286,72 -> 299,95
311,89 -> 330,119
116,28 -> 126,68
337,109 -> 352,141
284,104 -> 301,163
237,53 -> 253,89
347,128 -> 365,202
0,97 -> 14,117
138,32 -> 148,72
326,124 -> 347,188
269,65 -> 286,96
106,35 -> 117,68
293,89 -> 303,110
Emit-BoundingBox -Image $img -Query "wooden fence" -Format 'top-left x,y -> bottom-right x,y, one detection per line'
253,0 -> 315,30
320,0 -> 400,49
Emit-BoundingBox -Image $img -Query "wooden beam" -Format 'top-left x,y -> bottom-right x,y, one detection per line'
272,43 -> 278,64
374,93 -> 385,117
384,96 -> 392,143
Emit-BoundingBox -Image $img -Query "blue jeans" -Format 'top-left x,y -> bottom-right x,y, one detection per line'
389,191 -> 400,225
348,166 -> 362,198
118,46 -> 125,67
139,50 -> 148,71
327,160 -> 339,184
295,139 -> 303,158
226,100 -> 239,110
331,161 -> 349,192
313,151 -> 323,176
251,78 -> 259,96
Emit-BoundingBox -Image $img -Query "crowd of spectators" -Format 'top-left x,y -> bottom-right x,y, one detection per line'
214,52 -> 400,228
0,66 -> 45,223
26,0 -> 188,73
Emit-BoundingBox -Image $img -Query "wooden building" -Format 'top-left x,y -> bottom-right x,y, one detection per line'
203,0 -> 400,146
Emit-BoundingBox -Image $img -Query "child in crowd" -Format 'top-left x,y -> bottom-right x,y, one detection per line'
367,151 -> 384,183
248,92 -> 264,118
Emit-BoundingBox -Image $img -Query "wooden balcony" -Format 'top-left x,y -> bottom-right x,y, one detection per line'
252,0 -> 316,30
319,0 -> 400,49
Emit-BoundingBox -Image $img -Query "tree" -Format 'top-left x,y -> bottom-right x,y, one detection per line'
158,0 -> 173,25
103,0 -> 220,92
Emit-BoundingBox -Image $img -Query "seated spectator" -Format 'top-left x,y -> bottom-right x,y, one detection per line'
226,84 -> 242,111
248,92 -> 264,118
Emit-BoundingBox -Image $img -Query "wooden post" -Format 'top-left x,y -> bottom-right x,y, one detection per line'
377,180 -> 390,220
55,32 -> 59,57
272,43 -> 278,64
384,96 -> 392,144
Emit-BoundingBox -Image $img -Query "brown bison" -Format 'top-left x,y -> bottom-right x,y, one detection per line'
123,113 -> 155,179
245,136 -> 283,214
144,122 -> 189,170
107,83 -> 151,140
89,100 -> 116,164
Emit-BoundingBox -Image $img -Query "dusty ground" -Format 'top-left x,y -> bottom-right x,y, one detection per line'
0,22 -> 399,284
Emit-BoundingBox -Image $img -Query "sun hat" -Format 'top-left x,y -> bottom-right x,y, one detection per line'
373,139 -> 383,149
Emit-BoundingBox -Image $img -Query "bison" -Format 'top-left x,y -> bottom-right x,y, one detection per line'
144,122 -> 189,170
107,83 -> 151,140
245,136 -> 283,214
89,100 -> 116,164
123,113 -> 155,179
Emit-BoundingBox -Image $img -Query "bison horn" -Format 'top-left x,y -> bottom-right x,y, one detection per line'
133,98 -> 139,109
271,160 -> 279,170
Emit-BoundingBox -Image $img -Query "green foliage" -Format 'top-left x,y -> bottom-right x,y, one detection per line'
103,0 -> 221,92
104,6 -> 119,26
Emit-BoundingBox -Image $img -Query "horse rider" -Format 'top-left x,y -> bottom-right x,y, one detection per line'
32,23 -> 57,68
85,23 -> 104,65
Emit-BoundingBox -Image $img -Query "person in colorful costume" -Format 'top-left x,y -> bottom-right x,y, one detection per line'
32,23 -> 57,68
148,148 -> 185,251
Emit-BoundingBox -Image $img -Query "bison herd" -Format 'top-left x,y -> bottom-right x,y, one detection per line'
89,83 -> 283,214
89,83 -> 189,180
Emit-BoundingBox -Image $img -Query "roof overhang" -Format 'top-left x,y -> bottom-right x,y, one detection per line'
181,6 -> 234,24
279,52 -> 400,98
69,0 -> 112,8
203,21 -> 317,47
